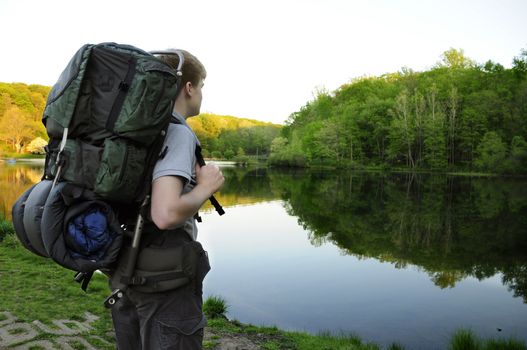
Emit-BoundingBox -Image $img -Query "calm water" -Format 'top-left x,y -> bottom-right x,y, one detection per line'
2,162 -> 527,349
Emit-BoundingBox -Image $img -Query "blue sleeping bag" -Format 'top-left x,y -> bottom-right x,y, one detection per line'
66,207 -> 115,260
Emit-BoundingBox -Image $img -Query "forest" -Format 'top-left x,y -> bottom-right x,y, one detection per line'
2,48 -> 526,174
0,82 -> 281,160
270,49 -> 527,174
187,114 -> 281,160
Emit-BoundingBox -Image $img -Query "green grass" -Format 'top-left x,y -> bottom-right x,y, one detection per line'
450,329 -> 527,350
285,330 -> 380,350
0,214 -> 15,238
0,233 -> 115,349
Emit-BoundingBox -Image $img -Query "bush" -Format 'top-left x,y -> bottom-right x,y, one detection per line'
203,295 -> 228,319
0,214 -> 15,242
25,137 -> 48,154
475,132 -> 507,173
224,149 -> 235,160
211,151 -> 223,159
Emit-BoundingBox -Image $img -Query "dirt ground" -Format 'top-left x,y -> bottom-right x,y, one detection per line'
0,310 -> 264,349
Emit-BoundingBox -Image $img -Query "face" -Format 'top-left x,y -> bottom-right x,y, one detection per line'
188,79 -> 204,117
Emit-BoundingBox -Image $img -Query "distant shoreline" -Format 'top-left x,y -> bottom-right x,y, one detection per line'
0,158 -> 45,164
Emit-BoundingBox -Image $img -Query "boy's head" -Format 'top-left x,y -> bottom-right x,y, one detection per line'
159,50 -> 206,117
159,50 -> 206,94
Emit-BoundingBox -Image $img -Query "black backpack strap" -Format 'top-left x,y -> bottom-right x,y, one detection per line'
120,271 -> 189,286
74,271 -> 94,292
195,145 -> 225,216
106,56 -> 137,132
170,115 -> 182,125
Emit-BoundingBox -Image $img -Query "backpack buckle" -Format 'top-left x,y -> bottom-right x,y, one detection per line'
118,81 -> 129,92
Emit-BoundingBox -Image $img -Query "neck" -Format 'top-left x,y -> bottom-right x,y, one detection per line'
173,99 -> 189,119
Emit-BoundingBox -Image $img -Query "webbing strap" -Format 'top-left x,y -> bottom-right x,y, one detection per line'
74,271 -> 94,292
106,56 -> 137,132
121,271 -> 189,286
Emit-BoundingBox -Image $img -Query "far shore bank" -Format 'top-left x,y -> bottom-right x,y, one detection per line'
2,156 -> 527,178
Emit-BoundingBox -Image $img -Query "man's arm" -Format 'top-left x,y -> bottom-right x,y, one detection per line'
150,163 -> 224,230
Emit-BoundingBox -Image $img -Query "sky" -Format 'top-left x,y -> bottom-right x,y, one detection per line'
1,0 -> 526,124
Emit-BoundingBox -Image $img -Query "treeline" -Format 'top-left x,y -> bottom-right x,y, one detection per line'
270,49 -> 527,174
0,82 -> 50,154
0,82 -> 282,159
188,114 -> 281,160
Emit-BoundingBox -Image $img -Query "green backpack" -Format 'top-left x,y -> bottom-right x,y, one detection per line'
43,42 -> 180,202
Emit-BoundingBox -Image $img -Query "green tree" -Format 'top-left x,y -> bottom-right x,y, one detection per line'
0,106 -> 35,153
509,136 -> 527,173
388,90 -> 415,167
475,131 -> 507,172
438,48 -> 476,69
224,149 -> 235,160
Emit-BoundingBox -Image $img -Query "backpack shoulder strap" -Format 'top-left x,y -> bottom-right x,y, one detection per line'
170,115 -> 182,125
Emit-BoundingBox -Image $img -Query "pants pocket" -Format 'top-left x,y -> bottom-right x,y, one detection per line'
194,248 -> 211,296
157,314 -> 206,350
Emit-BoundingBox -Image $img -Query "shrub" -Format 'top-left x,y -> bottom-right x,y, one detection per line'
203,295 -> 228,319
25,137 -> 48,154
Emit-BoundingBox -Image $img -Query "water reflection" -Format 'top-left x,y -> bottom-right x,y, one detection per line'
209,167 -> 527,303
0,162 -> 43,218
269,170 -> 527,301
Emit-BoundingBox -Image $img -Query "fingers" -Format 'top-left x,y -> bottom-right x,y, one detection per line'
195,163 -> 224,194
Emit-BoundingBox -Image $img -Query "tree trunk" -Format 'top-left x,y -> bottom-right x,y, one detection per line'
448,87 -> 458,166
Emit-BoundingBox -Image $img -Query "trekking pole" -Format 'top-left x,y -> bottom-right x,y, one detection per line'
104,195 -> 150,308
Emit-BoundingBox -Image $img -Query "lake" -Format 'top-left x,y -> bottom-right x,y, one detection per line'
1,161 -> 527,349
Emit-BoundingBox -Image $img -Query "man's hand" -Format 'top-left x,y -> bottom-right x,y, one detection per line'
151,163 -> 224,230
195,163 -> 224,195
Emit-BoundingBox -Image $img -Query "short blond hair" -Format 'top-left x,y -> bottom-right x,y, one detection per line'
159,50 -> 206,93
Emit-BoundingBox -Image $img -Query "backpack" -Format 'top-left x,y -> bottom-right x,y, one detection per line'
11,43 -> 223,297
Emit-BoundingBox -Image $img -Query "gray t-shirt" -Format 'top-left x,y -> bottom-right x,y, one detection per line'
152,112 -> 200,240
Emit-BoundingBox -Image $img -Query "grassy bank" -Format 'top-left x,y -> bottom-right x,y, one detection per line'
0,153 -> 46,160
1,218 -> 526,349
268,161 -> 527,177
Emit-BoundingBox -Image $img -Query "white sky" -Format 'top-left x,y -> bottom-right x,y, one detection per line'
1,0 -> 526,124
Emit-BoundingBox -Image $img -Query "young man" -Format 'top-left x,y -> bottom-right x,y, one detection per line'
110,50 -> 224,349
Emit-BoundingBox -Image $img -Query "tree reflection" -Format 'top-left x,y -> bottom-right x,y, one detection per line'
270,170 -> 527,301
0,163 -> 42,218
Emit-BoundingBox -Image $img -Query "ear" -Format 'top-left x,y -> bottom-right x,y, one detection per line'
184,81 -> 194,97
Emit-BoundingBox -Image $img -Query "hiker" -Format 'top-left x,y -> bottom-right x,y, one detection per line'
110,49 -> 224,350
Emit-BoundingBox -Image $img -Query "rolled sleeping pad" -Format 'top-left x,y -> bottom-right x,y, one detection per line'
40,182 -> 123,272
11,183 -> 48,257
21,180 -> 54,257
